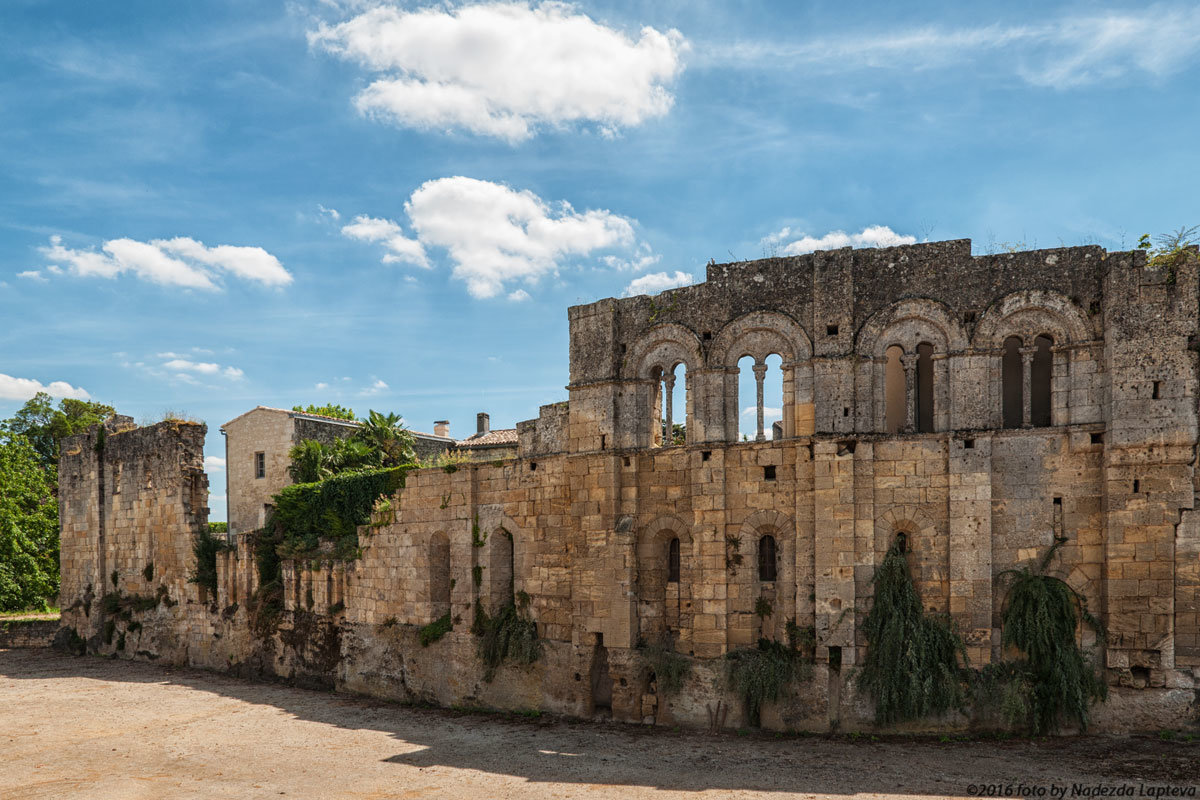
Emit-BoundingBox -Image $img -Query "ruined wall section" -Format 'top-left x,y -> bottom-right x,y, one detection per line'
59,420 -> 209,645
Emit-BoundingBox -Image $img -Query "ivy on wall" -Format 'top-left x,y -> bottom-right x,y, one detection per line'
272,466 -> 408,558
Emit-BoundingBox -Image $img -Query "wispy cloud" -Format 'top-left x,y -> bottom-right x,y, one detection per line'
703,5 -> 1200,89
309,2 -> 686,142
203,455 -> 226,472
360,377 -> 389,396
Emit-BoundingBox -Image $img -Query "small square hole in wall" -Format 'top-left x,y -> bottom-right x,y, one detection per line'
1091,432 -> 1104,445
837,440 -> 856,456
763,465 -> 776,481
703,331 -> 712,341
1153,380 -> 1161,399
843,407 -> 850,417
826,324 -> 839,336
963,311 -> 976,325
701,450 -> 711,462
623,456 -> 631,467
963,438 -> 975,449
600,434 -> 606,450
1133,479 -> 1140,493
1053,496 -> 1062,507
530,461 -> 537,472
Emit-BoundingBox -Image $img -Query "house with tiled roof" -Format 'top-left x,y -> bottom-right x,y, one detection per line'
452,413 -> 518,461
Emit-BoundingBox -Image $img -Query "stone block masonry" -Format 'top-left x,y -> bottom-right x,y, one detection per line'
55,238 -> 1200,733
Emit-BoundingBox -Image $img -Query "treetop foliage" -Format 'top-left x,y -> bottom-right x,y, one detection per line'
292,403 -> 356,421
1,392 -> 115,470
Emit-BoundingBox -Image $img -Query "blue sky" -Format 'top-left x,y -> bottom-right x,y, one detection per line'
3,0 -> 1199,520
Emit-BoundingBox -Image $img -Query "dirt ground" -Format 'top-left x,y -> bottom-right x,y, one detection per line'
1,648 -> 1197,800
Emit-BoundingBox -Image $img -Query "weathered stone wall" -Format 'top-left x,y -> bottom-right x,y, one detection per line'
53,240 -> 1200,734
58,419 -> 210,656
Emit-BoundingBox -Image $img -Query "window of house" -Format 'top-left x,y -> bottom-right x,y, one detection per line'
254,452 -> 265,479
667,537 -> 680,583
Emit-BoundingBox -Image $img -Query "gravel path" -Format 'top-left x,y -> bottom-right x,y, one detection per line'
1,648 -> 1196,799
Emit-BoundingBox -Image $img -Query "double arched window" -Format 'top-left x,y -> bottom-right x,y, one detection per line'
1002,334 -> 1054,428
883,343 -> 935,433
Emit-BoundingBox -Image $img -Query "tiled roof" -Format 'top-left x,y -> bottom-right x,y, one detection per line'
455,428 -> 518,448
221,405 -> 452,441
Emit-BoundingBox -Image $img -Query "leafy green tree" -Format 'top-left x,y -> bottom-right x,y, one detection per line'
0,435 -> 59,610
354,410 -> 416,468
291,403 -> 356,421
287,437 -> 379,483
1,392 -> 115,470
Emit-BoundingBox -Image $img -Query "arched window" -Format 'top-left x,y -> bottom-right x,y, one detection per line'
884,345 -> 905,433
737,355 -> 783,441
1031,335 -> 1053,427
489,528 -> 514,610
430,532 -> 451,619
651,362 -> 689,447
1002,336 -> 1024,429
667,537 -> 680,583
916,342 -> 934,433
758,534 -> 777,582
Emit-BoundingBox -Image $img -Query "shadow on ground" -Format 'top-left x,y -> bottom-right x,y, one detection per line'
2,648 -> 1197,794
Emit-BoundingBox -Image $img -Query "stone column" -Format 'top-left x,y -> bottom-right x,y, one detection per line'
780,362 -> 796,438
753,362 -> 768,441
901,353 -> 917,433
663,372 -> 675,445
1020,346 -> 1036,428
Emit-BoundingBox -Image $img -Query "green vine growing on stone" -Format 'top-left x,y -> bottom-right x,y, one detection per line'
991,537 -> 1107,734
474,592 -> 540,681
858,537 -> 968,725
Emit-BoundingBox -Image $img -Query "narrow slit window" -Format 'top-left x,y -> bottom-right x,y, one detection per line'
916,342 -> 934,433
1002,337 -> 1024,429
758,535 -> 777,582
1031,335 -> 1053,427
667,537 -> 680,583
254,452 -> 265,479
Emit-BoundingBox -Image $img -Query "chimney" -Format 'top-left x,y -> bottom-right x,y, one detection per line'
477,412 -> 490,435
433,420 -> 450,438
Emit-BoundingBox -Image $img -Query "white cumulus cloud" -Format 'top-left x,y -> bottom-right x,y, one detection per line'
204,456 -> 226,472
0,373 -> 90,402
38,234 -> 291,290
622,270 -> 695,297
349,176 -> 641,299
309,2 -> 686,142
763,225 -> 917,256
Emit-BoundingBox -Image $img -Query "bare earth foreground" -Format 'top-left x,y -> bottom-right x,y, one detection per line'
1,649 -> 1197,800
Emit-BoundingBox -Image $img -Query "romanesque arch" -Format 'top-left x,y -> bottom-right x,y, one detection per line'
636,515 -> 694,652
874,506 -> 946,613
739,510 -> 796,641
973,290 -> 1094,427
856,300 -> 967,434
709,312 -> 814,441
623,323 -> 704,447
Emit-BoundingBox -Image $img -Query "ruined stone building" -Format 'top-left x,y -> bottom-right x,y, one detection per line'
57,238 -> 1200,731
